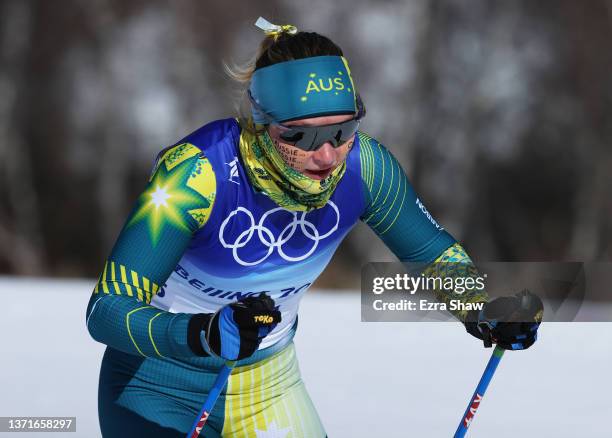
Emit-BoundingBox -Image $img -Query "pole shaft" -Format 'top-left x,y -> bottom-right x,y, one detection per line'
187,361 -> 236,438
454,346 -> 505,438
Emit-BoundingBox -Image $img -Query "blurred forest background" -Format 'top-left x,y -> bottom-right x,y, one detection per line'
0,0 -> 610,288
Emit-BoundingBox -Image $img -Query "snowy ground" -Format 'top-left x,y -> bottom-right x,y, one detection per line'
0,276 -> 611,437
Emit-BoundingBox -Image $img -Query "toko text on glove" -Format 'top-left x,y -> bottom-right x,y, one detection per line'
187,293 -> 281,360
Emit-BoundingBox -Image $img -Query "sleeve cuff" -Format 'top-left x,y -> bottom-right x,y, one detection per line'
187,313 -> 212,357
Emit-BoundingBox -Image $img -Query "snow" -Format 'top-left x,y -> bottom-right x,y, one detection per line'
1,276 -> 610,437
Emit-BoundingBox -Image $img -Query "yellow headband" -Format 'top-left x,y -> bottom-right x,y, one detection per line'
255,17 -> 297,39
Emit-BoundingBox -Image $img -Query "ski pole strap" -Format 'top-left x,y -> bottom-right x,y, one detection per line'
454,346 -> 505,438
187,361 -> 237,438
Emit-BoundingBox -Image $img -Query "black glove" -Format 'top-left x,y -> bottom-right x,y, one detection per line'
188,293 -> 281,360
465,290 -> 543,350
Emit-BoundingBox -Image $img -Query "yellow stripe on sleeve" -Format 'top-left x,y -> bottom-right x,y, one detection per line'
148,312 -> 165,357
377,147 -> 394,207
371,141 -> 385,205
379,175 -> 408,234
142,276 -> 152,303
120,265 -> 134,297
101,262 -> 110,293
371,159 -> 402,230
131,270 -> 140,289
126,306 -> 152,357
367,140 -> 376,191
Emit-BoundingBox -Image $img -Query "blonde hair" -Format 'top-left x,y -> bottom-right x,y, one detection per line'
224,35 -> 277,133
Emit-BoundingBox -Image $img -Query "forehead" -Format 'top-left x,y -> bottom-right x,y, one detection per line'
282,113 -> 354,127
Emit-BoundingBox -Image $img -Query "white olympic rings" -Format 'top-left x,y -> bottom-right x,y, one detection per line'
219,202 -> 340,266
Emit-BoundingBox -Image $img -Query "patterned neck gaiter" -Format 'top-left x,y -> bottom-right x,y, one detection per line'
238,123 -> 346,211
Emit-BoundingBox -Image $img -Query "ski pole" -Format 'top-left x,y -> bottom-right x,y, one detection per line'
187,360 -> 236,438
454,345 -> 505,438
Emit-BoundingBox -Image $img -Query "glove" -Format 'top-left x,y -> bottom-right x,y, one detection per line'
465,290 -> 543,350
188,293 -> 281,360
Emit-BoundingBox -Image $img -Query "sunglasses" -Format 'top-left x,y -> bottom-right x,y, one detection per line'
249,91 -> 366,152
274,117 -> 362,152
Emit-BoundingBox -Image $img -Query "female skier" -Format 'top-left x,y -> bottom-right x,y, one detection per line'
86,18 -> 542,437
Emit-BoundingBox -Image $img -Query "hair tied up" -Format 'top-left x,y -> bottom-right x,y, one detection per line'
254,17 -> 297,40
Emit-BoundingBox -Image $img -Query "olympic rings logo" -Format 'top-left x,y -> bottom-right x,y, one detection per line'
219,202 -> 340,266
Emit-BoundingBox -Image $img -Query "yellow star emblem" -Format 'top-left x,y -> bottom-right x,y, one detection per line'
127,156 -> 209,246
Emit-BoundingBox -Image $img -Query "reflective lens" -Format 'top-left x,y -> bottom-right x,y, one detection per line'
276,118 -> 361,151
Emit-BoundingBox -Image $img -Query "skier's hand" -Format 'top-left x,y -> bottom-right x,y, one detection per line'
188,293 -> 281,360
465,290 -> 543,350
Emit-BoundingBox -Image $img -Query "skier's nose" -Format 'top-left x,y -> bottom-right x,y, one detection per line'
312,143 -> 336,167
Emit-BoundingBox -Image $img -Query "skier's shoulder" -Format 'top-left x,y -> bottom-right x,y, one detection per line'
356,130 -> 388,155
143,120 -> 239,224
353,129 -> 397,181
150,118 -> 240,175
177,118 -> 241,155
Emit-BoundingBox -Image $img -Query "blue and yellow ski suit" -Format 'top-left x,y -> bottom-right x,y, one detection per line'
86,118 -> 485,437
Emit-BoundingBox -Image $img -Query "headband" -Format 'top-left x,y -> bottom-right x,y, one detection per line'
250,55 -> 357,123
249,18 -> 357,123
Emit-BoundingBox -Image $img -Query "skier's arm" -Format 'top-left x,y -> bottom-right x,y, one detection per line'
358,132 -> 488,322
86,143 -> 216,358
